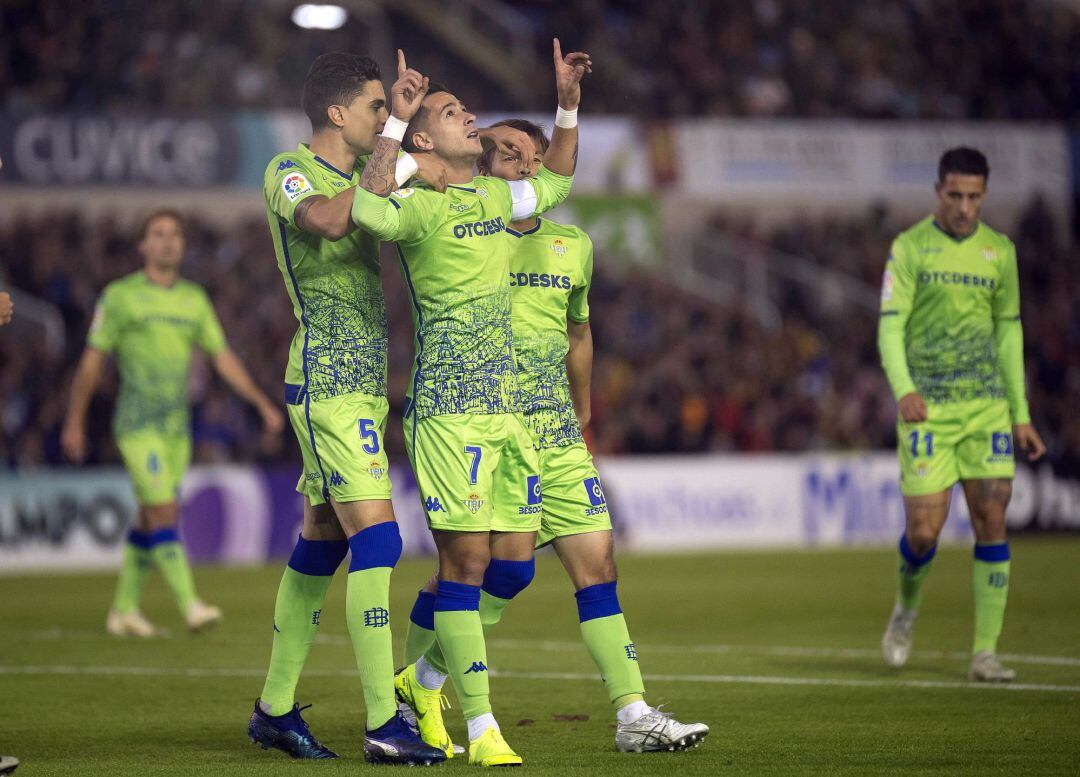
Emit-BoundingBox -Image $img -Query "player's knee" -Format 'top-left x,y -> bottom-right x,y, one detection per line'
347,520 -> 402,572
482,557 -> 536,600
904,527 -> 939,557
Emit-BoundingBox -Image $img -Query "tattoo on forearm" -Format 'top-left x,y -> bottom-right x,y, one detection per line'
571,141 -> 579,173
294,197 -> 317,230
359,136 -> 402,196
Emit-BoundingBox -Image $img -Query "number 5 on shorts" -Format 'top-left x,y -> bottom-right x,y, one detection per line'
358,418 -> 380,454
464,445 -> 482,485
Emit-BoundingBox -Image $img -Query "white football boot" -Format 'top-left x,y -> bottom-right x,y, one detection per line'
106,609 -> 162,638
184,600 -> 223,632
615,706 -> 709,753
882,602 -> 918,667
968,651 -> 1016,683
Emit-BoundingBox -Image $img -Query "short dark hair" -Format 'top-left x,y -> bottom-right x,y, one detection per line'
303,52 -> 381,130
138,209 -> 184,241
477,119 -> 550,175
402,82 -> 450,153
938,147 -> 989,183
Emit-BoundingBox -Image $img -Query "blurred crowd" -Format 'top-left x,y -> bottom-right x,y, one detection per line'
3,0 -> 1077,119
2,197 -> 1077,472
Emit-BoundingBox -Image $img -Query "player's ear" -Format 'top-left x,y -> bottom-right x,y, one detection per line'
327,104 -> 346,129
410,131 -> 434,152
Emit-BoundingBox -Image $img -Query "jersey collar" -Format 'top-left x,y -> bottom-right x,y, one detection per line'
932,218 -> 980,244
298,143 -> 355,182
506,218 -> 542,238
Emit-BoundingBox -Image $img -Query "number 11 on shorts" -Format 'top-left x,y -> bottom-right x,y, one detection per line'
464,445 -> 482,485
909,430 -> 934,457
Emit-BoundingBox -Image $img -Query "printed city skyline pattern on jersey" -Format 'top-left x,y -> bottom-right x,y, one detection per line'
906,327 -> 1005,404
264,144 -> 388,404
513,330 -> 583,449
405,283 -> 519,419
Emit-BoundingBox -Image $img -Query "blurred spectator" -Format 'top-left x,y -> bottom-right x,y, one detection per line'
2,199 -> 1076,472
1,0 -> 1077,119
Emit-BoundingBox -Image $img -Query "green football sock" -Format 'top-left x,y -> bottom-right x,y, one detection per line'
148,529 -> 198,613
973,542 -> 1011,654
422,588 -> 512,676
404,591 -> 438,666
111,531 -> 153,614
576,583 -> 645,705
344,522 -> 402,731
897,534 -> 936,610
260,537 -> 346,715
434,582 -> 491,719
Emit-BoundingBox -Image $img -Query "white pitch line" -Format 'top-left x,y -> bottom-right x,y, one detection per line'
2,664 -> 1079,694
21,628 -> 1080,668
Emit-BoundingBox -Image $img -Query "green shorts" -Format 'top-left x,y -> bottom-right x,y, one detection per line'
897,399 -> 1015,496
404,411 -> 541,533
116,429 -> 191,506
287,387 -> 393,506
532,442 -> 612,548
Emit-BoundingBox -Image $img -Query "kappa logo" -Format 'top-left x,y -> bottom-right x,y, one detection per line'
329,471 -> 348,487
368,460 -> 386,481
276,159 -> 298,174
464,493 -> 485,514
363,607 -> 390,627
425,496 -> 446,513
282,172 -> 313,201
464,661 -> 488,674
449,202 -> 469,213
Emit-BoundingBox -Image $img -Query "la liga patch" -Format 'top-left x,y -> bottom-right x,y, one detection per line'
282,172 -> 313,201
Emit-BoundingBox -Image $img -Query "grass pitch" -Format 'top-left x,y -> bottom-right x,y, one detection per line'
2,538 -> 1078,776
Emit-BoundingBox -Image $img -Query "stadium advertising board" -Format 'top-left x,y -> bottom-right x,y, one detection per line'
1,456 -> 1076,571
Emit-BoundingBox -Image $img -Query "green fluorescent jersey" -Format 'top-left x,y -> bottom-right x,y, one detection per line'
88,271 -> 226,437
264,143 -> 386,402
352,166 -> 573,420
878,216 -> 1028,415
507,218 -> 593,449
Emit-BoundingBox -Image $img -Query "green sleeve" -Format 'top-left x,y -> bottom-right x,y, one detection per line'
567,233 -> 593,323
86,286 -> 122,353
530,165 -> 574,216
264,156 -> 323,227
350,186 -> 440,243
877,237 -> 918,400
993,244 -> 1030,424
196,291 -> 227,355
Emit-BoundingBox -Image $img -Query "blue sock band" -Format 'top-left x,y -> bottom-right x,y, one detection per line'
146,527 -> 179,548
899,534 -> 936,568
435,580 -> 480,612
410,590 -> 437,630
127,529 -> 152,550
482,558 -> 535,600
575,581 -> 622,622
287,534 -> 349,577
347,521 -> 403,572
974,541 -> 1010,562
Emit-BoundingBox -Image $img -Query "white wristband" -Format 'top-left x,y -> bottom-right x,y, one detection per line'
394,153 -> 419,188
555,106 -> 578,129
382,115 -> 408,142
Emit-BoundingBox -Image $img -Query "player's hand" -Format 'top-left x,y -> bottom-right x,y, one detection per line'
0,291 -> 12,325
259,403 -> 285,435
61,421 -> 87,464
553,38 -> 592,110
1013,423 -> 1046,462
897,392 -> 928,423
390,49 -> 429,123
479,126 -> 537,169
413,152 -> 448,192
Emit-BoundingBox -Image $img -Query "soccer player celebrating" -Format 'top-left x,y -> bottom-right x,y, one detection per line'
350,43 -> 588,766
878,147 -> 1046,682
62,210 -> 283,637
248,53 -> 445,765
399,119 -> 710,753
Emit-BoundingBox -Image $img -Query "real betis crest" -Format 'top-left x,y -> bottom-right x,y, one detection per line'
463,493 -> 485,514
551,239 -> 568,256
367,461 -> 386,481
982,246 -> 996,262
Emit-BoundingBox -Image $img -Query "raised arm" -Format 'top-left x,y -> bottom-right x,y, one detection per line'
542,38 -> 591,176
61,348 -> 107,463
